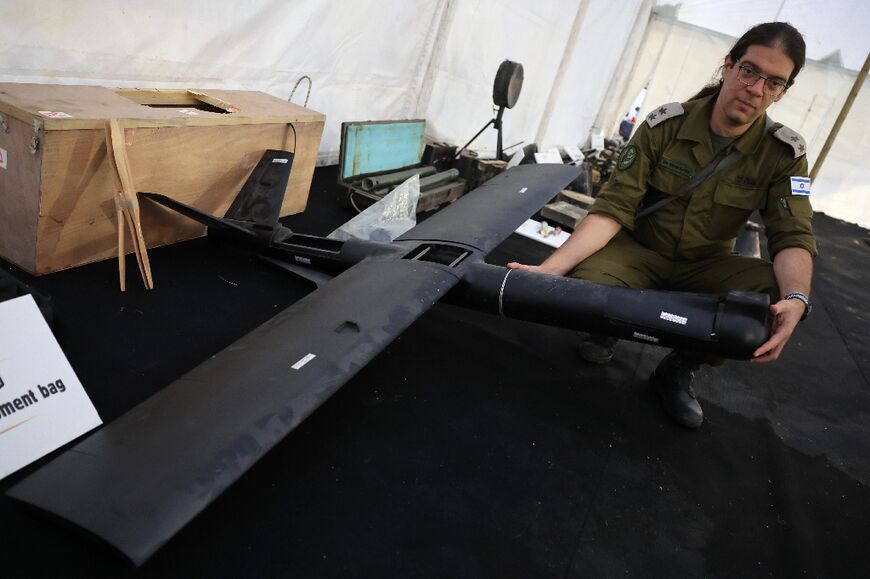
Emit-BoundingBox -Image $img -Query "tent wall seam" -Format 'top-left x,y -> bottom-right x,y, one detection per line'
534,0 -> 590,148
411,0 -> 456,120
592,0 -> 654,138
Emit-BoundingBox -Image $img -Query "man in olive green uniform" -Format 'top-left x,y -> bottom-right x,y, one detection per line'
509,22 -> 815,429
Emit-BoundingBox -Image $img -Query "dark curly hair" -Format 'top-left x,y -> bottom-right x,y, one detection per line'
689,22 -> 806,101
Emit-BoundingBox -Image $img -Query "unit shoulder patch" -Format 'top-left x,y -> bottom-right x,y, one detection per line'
645,102 -> 685,128
617,145 -> 639,170
771,124 -> 807,158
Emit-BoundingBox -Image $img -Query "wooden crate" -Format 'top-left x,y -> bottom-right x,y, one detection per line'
0,84 -> 325,274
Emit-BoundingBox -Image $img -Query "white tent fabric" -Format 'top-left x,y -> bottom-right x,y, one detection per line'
0,0 -> 452,163
420,0 -> 648,156
0,0 -> 648,164
657,0 -> 870,70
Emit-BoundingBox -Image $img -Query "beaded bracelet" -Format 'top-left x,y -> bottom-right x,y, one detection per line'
783,291 -> 811,321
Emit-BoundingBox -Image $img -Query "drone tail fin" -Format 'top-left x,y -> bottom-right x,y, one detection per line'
223,149 -> 295,225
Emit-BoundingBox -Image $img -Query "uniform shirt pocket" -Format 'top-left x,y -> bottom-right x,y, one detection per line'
707,182 -> 766,241
765,193 -> 817,257
641,167 -> 691,214
780,194 -> 813,220
647,167 -> 690,197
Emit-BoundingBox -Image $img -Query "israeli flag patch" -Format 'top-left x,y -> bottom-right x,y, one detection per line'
790,176 -> 811,196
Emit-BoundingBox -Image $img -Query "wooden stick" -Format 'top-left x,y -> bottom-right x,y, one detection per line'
105,127 -> 131,291
810,50 -> 870,181
107,121 -> 150,286
121,206 -> 147,284
116,200 -> 126,292
105,119 -> 155,289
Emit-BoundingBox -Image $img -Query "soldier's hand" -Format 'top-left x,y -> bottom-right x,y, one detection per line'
751,298 -> 805,362
506,262 -> 562,275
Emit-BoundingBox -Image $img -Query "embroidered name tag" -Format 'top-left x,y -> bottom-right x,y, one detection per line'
734,175 -> 758,188
790,176 -> 811,196
658,157 -> 694,179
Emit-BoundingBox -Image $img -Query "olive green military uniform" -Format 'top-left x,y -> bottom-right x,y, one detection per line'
573,94 -> 817,302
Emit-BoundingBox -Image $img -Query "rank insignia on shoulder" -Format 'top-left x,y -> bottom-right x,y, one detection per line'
772,124 -> 807,158
645,102 -> 684,128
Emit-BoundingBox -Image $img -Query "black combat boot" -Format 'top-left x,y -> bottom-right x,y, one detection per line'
649,351 -> 704,429
578,334 -> 619,364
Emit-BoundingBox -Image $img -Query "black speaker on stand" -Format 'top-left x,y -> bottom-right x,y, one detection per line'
455,60 -> 524,161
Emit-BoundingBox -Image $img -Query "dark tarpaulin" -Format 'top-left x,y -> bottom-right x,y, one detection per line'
1,166 -> 869,577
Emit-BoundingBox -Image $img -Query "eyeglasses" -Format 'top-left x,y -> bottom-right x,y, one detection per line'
735,64 -> 789,96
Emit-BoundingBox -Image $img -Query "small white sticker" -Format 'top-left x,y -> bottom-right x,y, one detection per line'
272,158 -> 289,164
177,108 -> 199,116
0,147 -> 7,170
291,353 -> 316,370
519,187 -> 528,193
633,332 -> 660,343
294,255 -> 311,265
790,176 -> 811,196
660,311 -> 687,325
37,111 -> 72,119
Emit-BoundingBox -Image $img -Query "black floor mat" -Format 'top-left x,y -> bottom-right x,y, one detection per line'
1,166 -> 868,577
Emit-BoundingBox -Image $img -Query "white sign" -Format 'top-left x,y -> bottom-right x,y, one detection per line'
0,295 -> 102,480
507,149 -> 525,169
514,218 -> 570,248
534,147 -> 564,164
590,133 -> 605,151
564,145 -> 584,164
0,147 -> 7,170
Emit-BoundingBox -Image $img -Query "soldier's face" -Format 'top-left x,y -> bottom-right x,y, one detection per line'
718,44 -> 795,130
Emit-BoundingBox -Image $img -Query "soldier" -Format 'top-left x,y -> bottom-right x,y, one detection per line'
508,22 -> 815,429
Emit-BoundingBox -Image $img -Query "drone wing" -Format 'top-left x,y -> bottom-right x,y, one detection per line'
397,163 -> 580,253
8,163 -> 583,567
8,256 -> 457,566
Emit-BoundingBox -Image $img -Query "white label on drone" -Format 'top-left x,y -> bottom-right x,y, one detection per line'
294,256 -> 311,264
272,158 -> 289,164
291,353 -> 316,370
633,332 -> 660,343
660,311 -> 687,325
519,187 -> 528,193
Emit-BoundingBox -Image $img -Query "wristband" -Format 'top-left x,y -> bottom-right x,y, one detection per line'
783,291 -> 811,321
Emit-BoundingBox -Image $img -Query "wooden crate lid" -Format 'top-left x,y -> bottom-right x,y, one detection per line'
0,83 -> 324,130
